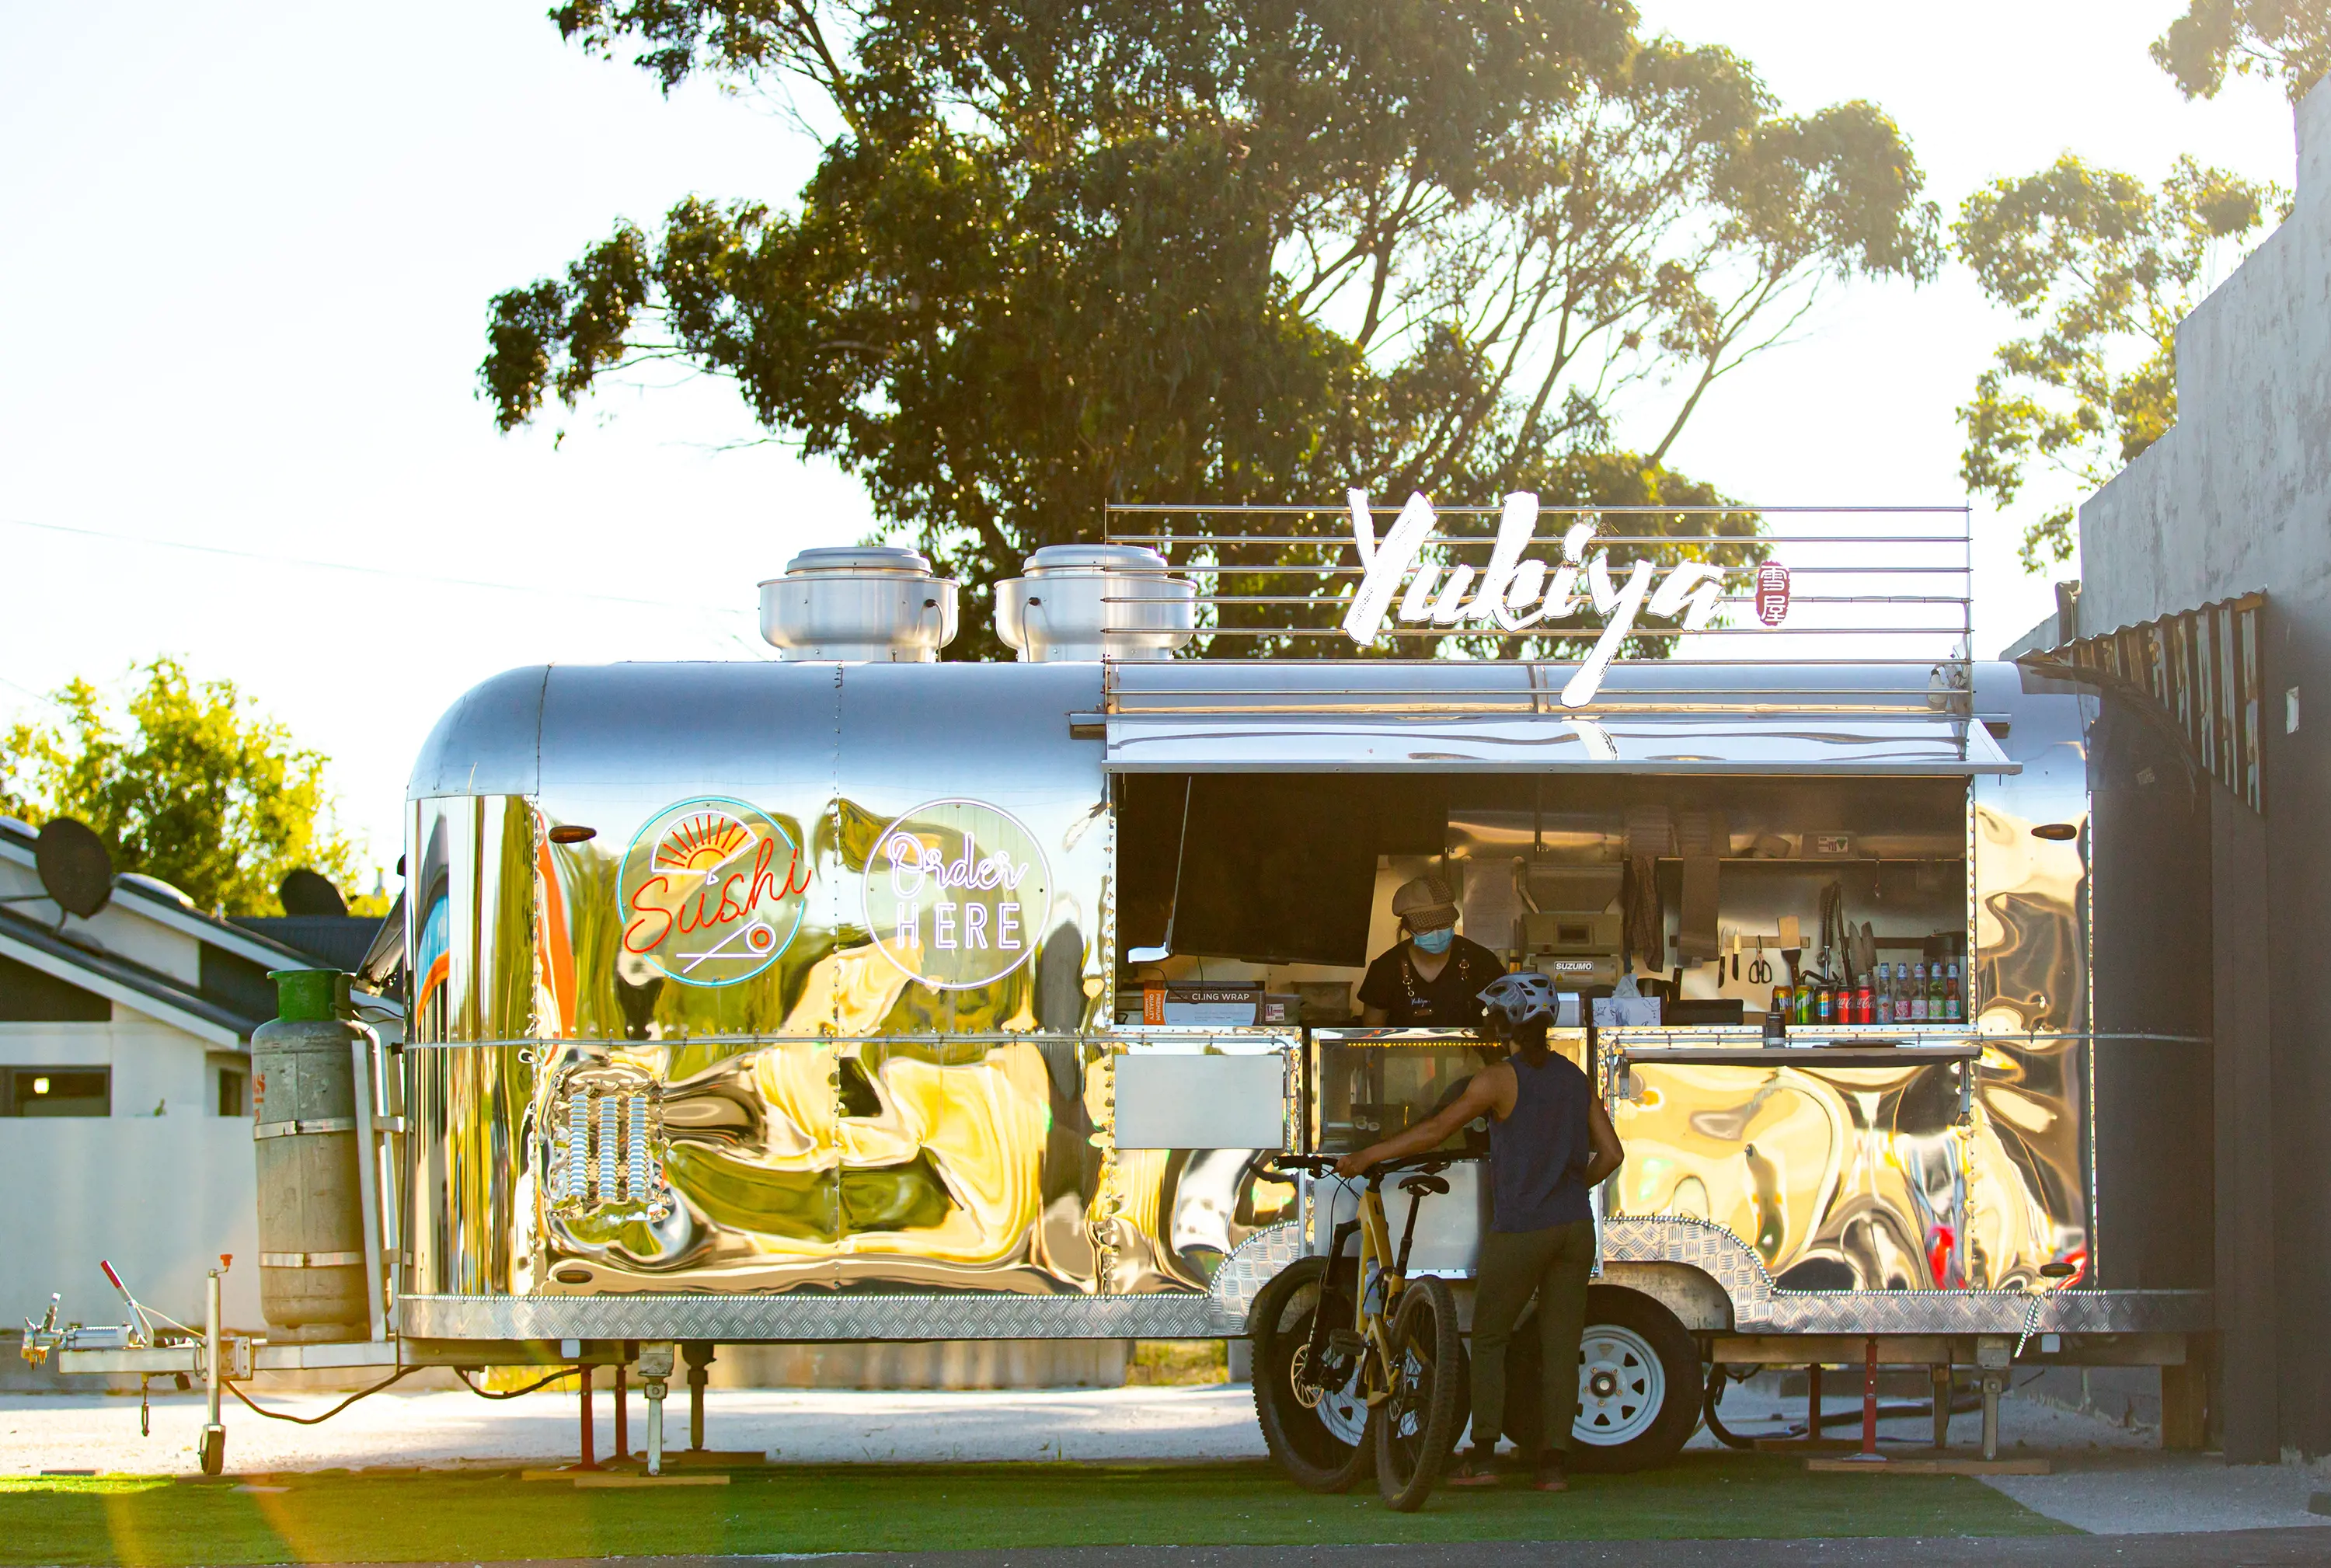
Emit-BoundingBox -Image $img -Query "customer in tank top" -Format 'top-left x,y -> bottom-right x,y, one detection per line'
1335,970 -> 1623,1492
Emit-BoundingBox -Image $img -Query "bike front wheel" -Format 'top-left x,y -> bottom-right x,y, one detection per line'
1375,1275 -> 1463,1511
1252,1257 -> 1375,1493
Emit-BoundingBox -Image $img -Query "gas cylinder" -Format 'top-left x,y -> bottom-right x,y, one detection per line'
251,969 -> 375,1340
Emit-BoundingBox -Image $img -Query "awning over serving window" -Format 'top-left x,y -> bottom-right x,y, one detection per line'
1097,661 -> 2019,775
1103,711 -> 2016,774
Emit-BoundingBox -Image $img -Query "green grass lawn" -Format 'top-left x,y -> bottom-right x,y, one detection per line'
0,1455 -> 2072,1566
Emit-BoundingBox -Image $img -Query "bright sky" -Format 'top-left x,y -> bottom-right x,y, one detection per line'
0,1 -> 2300,882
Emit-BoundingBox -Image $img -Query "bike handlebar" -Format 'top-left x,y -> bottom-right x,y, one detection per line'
1263,1152 -> 1475,1182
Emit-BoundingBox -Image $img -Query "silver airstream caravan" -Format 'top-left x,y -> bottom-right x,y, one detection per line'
388,501 -> 2210,1473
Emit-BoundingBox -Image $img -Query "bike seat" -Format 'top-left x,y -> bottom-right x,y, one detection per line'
1398,1174 -> 1451,1197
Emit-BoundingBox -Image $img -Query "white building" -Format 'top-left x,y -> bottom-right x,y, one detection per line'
1,815 -> 398,1343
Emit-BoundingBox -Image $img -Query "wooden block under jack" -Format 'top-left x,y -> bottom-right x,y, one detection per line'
1807,1455 -> 2050,1475
1754,1437 -> 1861,1453
521,1465 -> 736,1485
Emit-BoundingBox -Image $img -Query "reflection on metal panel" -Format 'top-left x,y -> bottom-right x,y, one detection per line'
404,1041 -> 533,1297
1104,713 -> 2016,774
1608,1047 -> 2085,1293
401,1033 -> 1294,1304
416,662 -> 1112,1045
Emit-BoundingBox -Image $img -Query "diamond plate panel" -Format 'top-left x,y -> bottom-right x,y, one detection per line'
1205,1221 -> 1303,1333
1759,1288 -> 2213,1335
1599,1214 -> 2209,1335
1601,1215 -> 1779,1318
399,1291 -> 1225,1342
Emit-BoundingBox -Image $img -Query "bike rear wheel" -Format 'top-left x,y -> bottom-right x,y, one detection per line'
1375,1275 -> 1463,1511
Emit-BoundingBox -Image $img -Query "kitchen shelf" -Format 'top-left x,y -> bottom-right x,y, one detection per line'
1611,1043 -> 1980,1066
1650,855 -> 1964,866
1602,1024 -> 1982,1065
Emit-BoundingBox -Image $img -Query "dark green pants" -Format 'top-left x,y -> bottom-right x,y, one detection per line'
1469,1218 -> 1595,1453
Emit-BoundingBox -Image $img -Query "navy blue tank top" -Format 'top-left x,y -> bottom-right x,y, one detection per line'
1487,1052 -> 1594,1232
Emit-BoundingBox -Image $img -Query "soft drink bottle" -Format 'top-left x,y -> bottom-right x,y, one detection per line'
1944,960 -> 1962,1023
1875,962 -> 1894,1024
1909,963 -> 1928,1022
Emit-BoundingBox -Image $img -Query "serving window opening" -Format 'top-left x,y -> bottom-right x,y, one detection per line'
1113,771 -> 1974,1030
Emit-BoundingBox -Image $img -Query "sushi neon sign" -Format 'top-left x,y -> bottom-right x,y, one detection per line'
618,797 -> 810,986
1341,489 -> 1744,706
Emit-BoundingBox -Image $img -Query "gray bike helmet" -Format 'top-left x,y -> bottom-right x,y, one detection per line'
1478,970 -> 1559,1032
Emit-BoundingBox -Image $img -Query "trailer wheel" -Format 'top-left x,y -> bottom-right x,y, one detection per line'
1498,1285 -> 1700,1472
199,1425 -> 225,1476
1250,1256 -> 1374,1493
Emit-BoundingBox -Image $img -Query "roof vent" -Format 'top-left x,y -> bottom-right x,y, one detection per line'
759,547 -> 959,662
995,545 -> 1195,662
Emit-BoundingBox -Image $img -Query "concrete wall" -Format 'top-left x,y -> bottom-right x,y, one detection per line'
2078,80 -> 2331,636
2075,78 -> 2331,1462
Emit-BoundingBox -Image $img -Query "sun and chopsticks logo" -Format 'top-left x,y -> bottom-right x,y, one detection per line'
618,796 -> 810,986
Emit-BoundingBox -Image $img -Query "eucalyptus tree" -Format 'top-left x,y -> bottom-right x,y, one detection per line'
486,1 -> 1940,653
2152,0 -> 2331,103
1954,156 -> 2287,571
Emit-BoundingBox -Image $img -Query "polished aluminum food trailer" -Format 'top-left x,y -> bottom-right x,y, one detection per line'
383,500 -> 2209,1472
40,500 -> 2208,1476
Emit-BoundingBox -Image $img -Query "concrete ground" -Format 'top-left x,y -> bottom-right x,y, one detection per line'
7,1381 -> 2328,1540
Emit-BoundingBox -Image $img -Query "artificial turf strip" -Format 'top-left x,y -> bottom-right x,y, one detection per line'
0,1454 -> 2073,1566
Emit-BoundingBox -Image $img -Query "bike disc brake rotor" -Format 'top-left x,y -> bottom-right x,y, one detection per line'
1290,1343 -> 1371,1446
1389,1345 -> 1430,1440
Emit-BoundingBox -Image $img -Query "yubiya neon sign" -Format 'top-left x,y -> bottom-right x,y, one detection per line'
618,797 -> 810,986
1341,489 -> 1760,706
864,798 -> 1054,991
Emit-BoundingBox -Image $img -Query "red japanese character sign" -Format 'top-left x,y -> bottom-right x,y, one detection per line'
1754,562 -> 1792,627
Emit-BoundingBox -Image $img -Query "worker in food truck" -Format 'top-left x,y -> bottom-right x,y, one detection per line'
1357,874 -> 1507,1027
1336,971 -> 1624,1493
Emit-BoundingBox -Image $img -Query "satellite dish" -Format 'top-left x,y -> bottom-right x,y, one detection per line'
35,818 -> 113,920
279,869 -> 348,918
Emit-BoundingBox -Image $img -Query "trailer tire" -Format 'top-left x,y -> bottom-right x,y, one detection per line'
1500,1285 -> 1700,1472
1250,1256 -> 1374,1493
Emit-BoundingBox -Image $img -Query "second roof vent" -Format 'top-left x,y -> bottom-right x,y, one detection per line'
995,545 -> 1195,662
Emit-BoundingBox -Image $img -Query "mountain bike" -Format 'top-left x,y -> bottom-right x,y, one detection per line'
1249,1152 -> 1468,1511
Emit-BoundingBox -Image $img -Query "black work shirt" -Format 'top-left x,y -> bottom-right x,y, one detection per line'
1356,936 -> 1506,1027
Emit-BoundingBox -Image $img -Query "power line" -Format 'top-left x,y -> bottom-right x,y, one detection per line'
0,672 -> 71,714
1,517 -> 758,615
